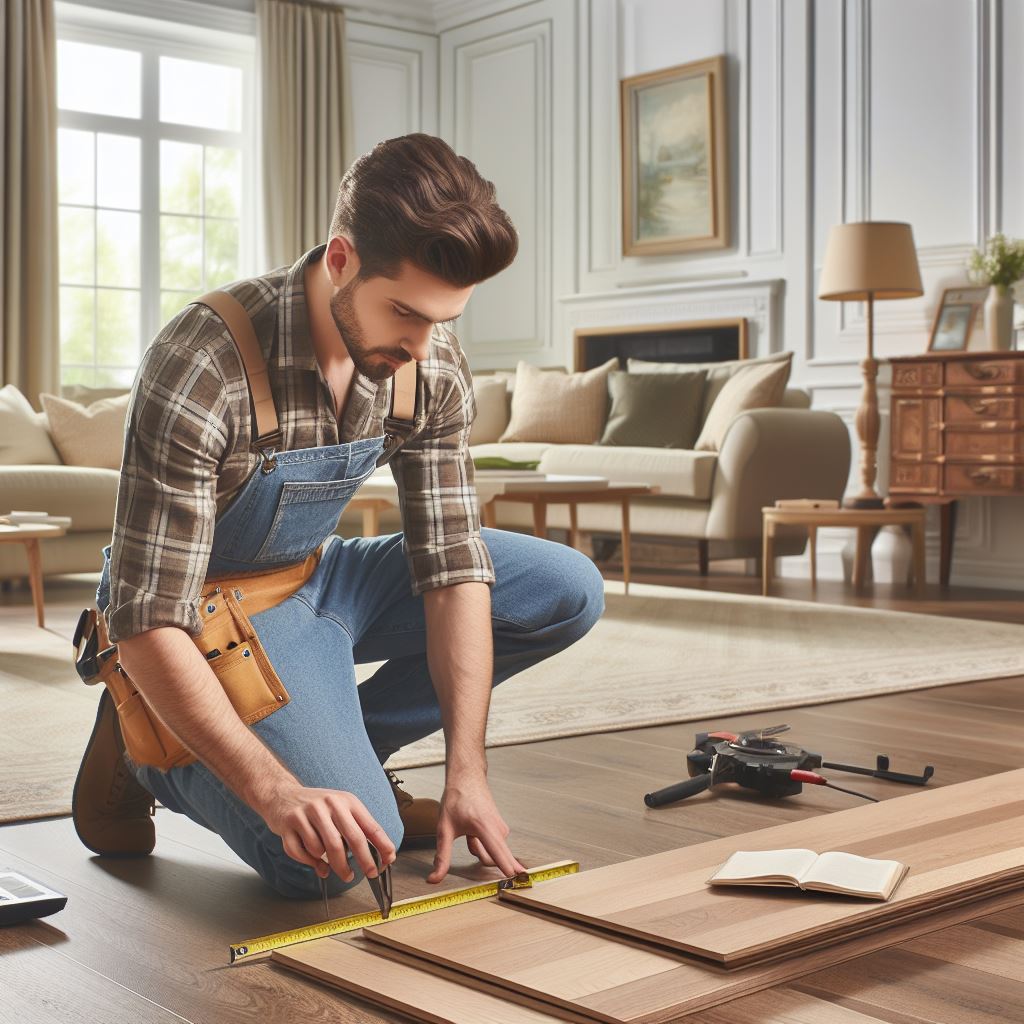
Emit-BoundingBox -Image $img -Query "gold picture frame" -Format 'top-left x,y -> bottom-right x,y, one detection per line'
927,285 -> 988,352
621,56 -> 729,257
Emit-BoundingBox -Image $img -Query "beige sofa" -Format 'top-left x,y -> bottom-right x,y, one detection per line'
0,373 -> 850,582
335,380 -> 851,570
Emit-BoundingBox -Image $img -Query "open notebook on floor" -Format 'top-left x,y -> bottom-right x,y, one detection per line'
708,849 -> 909,901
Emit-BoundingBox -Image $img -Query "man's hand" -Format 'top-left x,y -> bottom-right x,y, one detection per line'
257,782 -> 397,883
427,774 -> 525,883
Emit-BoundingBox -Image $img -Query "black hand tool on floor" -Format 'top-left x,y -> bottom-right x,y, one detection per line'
644,724 -> 934,808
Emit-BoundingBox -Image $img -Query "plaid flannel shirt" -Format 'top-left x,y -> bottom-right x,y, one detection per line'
105,245 -> 494,644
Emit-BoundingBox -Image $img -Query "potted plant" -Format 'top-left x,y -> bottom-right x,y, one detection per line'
967,233 -> 1024,350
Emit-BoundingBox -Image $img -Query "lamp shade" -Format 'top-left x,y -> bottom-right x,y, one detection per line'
818,221 -> 923,301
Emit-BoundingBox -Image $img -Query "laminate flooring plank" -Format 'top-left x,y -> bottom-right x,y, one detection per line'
355,888 -> 1024,1024
273,938 -> 572,1023
0,929 -> 191,1024
899,921 -> 1024,978
795,948 -> 1024,1024
699,987 -> 890,1024
501,771 -> 1024,965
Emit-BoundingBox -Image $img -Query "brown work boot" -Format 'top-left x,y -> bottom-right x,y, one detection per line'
72,689 -> 156,857
386,769 -> 439,848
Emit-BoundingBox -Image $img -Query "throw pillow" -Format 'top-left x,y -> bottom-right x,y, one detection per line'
693,356 -> 792,451
469,376 -> 511,445
499,358 -> 618,444
0,385 -> 61,465
40,392 -> 132,470
629,351 -> 793,424
599,370 -> 706,449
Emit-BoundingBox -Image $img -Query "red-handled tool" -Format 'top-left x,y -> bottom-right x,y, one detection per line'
790,769 -> 878,803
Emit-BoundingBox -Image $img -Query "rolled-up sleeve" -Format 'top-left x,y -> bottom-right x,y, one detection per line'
391,351 -> 495,594
105,340 -> 230,642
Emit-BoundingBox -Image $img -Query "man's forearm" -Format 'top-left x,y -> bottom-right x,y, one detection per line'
117,626 -> 296,808
422,581 -> 493,777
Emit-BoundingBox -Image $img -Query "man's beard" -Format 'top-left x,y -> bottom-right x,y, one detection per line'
330,280 -> 411,382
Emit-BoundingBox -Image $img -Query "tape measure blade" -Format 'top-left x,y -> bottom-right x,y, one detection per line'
229,860 -> 579,964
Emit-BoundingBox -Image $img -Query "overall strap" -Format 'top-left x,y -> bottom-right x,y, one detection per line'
192,291 -> 281,450
389,358 -> 417,422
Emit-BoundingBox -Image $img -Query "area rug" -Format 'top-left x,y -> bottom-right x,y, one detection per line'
4,582 -> 1024,823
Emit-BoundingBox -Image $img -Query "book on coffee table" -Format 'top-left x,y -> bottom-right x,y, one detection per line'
708,848 -> 909,901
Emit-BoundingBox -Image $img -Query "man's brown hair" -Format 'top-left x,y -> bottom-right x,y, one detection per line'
329,134 -> 518,287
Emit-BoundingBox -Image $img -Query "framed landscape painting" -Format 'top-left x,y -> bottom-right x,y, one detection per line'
621,56 -> 729,257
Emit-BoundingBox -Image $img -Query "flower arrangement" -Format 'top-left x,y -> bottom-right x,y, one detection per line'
967,233 -> 1024,291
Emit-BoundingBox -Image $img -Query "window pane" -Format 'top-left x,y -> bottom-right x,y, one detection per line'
58,129 -> 94,205
160,216 -> 203,289
160,290 -> 198,326
97,289 -> 141,366
160,141 -> 202,215
205,146 -> 241,218
160,57 -> 242,131
97,211 -> 140,288
60,286 -> 95,365
57,40 -> 141,118
59,208 -> 95,285
97,134 -> 141,210
205,220 -> 238,286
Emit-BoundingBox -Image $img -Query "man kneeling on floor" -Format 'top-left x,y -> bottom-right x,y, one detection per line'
73,134 -> 604,899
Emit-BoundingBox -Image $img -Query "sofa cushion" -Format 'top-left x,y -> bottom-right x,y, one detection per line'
694,356 -> 792,451
40,392 -> 131,470
600,370 -> 705,449
469,377 -> 511,445
628,351 -> 793,424
0,464 -> 119,531
499,359 -> 616,444
0,385 -> 61,466
537,444 -> 718,500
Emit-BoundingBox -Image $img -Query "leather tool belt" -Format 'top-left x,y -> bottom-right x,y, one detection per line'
73,549 -> 320,772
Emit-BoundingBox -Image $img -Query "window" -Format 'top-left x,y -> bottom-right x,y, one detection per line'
56,12 -> 255,389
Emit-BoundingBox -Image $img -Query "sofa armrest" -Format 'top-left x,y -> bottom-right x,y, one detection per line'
705,408 -> 851,541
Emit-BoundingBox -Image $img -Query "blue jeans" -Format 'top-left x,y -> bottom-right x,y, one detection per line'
132,528 -> 605,899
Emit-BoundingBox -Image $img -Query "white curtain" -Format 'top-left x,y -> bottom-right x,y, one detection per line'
1,0 -> 60,402
258,0 -> 354,269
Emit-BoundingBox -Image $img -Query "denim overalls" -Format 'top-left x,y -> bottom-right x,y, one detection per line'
98,324 -> 606,901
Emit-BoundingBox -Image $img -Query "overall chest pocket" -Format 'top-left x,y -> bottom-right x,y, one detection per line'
254,477 -> 365,564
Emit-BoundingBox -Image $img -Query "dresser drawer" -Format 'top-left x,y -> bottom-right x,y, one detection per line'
945,394 -> 1024,423
891,361 -> 942,388
890,462 -> 940,493
945,431 -> 1024,460
945,463 -> 1024,494
945,359 -> 1024,387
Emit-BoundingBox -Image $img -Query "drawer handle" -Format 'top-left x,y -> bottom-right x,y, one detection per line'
965,398 -> 996,415
964,364 -> 1001,381
966,468 -> 996,483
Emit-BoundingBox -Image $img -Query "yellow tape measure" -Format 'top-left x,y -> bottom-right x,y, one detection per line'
229,859 -> 579,963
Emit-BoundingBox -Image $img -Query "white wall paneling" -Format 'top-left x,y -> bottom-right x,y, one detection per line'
440,1 -> 576,368
347,21 -> 439,155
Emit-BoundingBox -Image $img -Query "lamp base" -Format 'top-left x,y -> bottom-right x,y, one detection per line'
843,494 -> 886,510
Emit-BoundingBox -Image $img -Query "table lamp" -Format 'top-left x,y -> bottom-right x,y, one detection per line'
818,221 -> 923,508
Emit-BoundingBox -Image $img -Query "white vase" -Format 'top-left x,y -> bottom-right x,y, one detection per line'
985,285 -> 1014,351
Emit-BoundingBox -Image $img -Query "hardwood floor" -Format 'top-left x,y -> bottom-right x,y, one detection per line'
1,568 -> 1022,1023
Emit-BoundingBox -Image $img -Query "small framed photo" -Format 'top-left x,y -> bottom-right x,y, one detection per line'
620,56 -> 729,257
928,286 -> 988,352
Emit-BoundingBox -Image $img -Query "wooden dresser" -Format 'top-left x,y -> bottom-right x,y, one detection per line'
889,351 -> 1024,584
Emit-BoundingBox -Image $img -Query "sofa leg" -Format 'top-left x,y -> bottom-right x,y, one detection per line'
697,540 -> 709,576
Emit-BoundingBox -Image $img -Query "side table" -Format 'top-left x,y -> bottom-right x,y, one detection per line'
0,523 -> 68,627
761,506 -> 926,597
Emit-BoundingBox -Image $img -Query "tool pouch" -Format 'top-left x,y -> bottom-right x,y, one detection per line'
73,554 -> 316,772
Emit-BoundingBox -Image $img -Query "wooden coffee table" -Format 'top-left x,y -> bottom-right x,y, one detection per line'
761,505 -> 926,597
0,522 -> 68,627
480,477 -> 660,594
